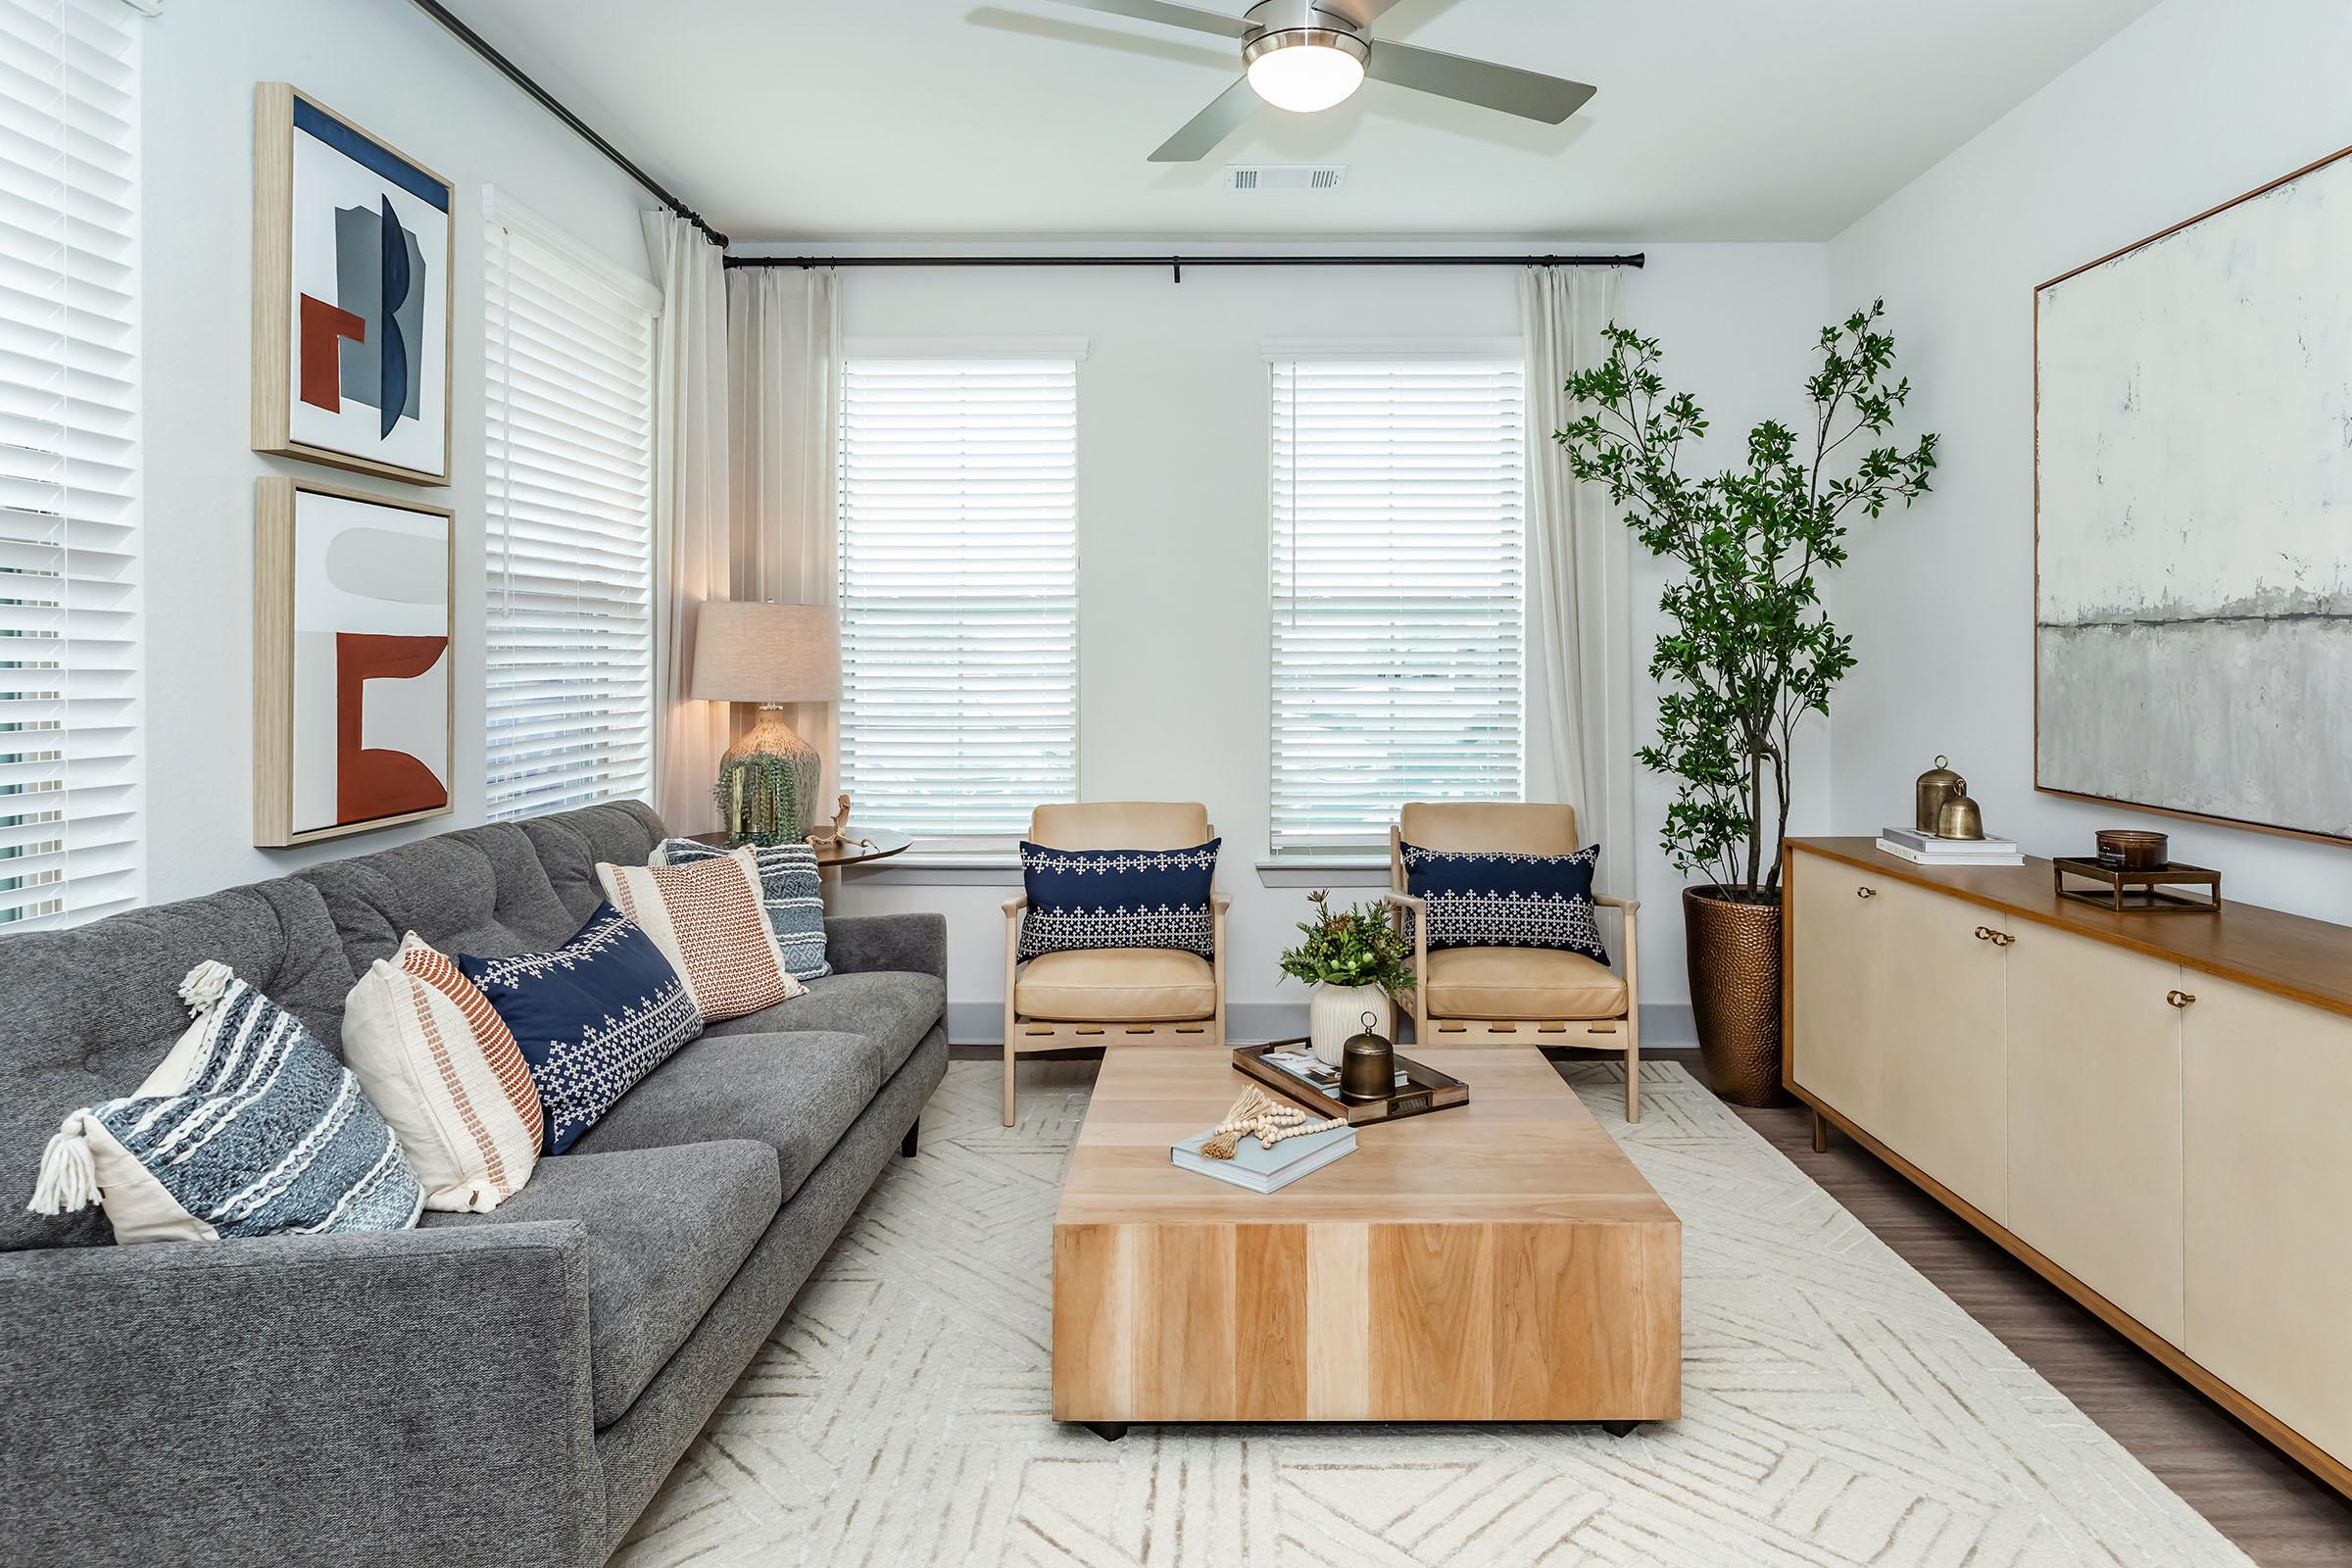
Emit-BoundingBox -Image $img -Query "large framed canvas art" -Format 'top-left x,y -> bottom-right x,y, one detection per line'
253,83 -> 452,486
254,479 -> 454,848
2035,144 -> 2352,843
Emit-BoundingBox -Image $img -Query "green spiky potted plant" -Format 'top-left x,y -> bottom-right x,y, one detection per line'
1278,890 -> 1417,1068
1553,301 -> 1937,1104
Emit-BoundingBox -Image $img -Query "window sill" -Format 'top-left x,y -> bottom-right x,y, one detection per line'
841,853 -> 1021,888
1254,858 -> 1393,889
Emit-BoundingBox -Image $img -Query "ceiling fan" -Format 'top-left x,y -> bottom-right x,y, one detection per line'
1040,0 -> 1596,162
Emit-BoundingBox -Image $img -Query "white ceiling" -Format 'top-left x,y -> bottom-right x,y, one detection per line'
441,0 -> 2159,242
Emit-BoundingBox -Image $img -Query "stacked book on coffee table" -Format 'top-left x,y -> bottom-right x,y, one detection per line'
1171,1121 -> 1354,1194
1875,825 -> 2024,866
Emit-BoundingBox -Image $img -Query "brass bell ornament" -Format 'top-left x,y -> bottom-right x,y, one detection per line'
1339,1012 -> 1396,1102
1915,756 -> 1968,834
1936,789 -> 1986,841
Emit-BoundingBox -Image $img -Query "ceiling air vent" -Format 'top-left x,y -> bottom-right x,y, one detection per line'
1224,165 -> 1348,193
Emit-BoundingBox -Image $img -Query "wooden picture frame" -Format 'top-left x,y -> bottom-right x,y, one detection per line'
253,83 -> 454,487
2033,142 -> 2352,847
254,478 -> 456,847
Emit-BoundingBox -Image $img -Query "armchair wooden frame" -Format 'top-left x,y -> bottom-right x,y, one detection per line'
1001,808 -> 1229,1126
1385,824 -> 1644,1122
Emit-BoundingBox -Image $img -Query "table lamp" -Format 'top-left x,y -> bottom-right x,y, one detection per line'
689,601 -> 841,845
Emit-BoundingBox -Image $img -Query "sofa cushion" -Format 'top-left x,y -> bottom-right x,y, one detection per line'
425,1140 -> 780,1428
659,837 -> 831,981
1014,948 -> 1215,1022
596,849 -> 805,1022
1422,945 -> 1628,1022
518,801 -> 667,924
700,970 -> 946,1081
569,1031 -> 878,1199
1400,840 -> 1610,965
1016,838 -> 1220,960
0,878 -> 355,1252
298,822 -> 580,972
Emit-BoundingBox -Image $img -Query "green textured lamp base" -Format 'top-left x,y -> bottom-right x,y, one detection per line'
713,709 -> 820,848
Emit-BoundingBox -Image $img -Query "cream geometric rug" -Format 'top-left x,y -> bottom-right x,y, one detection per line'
614,1058 -> 2251,1567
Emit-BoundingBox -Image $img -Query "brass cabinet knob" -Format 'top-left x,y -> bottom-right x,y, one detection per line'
2166,989 -> 2196,1008
1974,926 -> 2016,947
1856,886 -> 1877,899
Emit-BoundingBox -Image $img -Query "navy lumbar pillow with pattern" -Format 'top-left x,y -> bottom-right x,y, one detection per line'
458,903 -> 704,1154
1017,838 -> 1220,961
1399,841 -> 1609,965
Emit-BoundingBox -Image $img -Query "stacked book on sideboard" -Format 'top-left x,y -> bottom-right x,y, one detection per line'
1875,825 -> 2024,866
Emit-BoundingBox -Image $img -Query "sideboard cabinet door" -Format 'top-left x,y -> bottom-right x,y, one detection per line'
1871,877 -> 2008,1221
1788,851 -> 1886,1132
2006,928 -> 2183,1345
2183,978 -> 2352,1464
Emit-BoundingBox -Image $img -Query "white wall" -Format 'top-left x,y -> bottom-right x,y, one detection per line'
790,242 -> 1830,1042
138,1 -> 653,902
1826,0 -> 2352,924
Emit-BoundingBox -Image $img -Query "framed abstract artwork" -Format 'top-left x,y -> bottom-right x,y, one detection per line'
252,83 -> 453,486
2034,143 -> 2352,844
254,479 -> 454,847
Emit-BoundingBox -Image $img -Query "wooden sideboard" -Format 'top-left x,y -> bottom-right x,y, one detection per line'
1784,836 -> 2352,1496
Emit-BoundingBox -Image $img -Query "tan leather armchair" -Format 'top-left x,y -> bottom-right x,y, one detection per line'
1383,802 -> 1643,1121
1001,802 -> 1228,1125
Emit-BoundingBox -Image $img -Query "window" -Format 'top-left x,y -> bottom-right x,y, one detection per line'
1267,351 -> 1527,854
483,194 -> 660,820
0,0 -> 140,928
836,346 -> 1081,847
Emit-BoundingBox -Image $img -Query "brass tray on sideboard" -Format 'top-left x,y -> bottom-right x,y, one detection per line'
1232,1041 -> 1468,1126
2052,856 -> 2221,912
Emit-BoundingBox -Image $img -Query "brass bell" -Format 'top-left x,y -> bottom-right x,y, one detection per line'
1936,790 -> 1986,841
1339,1011 -> 1396,1102
1916,756 -> 1967,834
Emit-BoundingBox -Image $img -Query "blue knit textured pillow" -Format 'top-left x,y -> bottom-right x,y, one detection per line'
1017,838 -> 1220,961
658,837 -> 831,981
458,904 -> 704,1154
26,961 -> 423,1245
1399,841 -> 1610,965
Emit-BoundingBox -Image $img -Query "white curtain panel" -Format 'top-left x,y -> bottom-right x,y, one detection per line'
726,267 -> 842,802
1520,265 -> 1637,899
645,211 -> 732,833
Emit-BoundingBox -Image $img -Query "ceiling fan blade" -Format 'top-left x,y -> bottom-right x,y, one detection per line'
1149,76 -> 1260,162
1039,0 -> 1249,38
1366,40 -> 1595,123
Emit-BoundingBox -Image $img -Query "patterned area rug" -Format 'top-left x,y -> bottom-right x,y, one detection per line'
614,1059 -> 2250,1567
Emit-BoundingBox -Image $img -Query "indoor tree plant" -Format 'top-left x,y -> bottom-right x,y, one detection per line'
1278,890 -> 1416,1066
1555,301 -> 1937,1104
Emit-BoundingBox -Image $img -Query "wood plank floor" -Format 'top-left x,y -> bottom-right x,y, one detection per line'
1735,1096 -> 2352,1567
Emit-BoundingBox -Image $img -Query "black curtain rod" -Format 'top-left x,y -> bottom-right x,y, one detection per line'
725,253 -> 1643,280
406,0 -> 730,248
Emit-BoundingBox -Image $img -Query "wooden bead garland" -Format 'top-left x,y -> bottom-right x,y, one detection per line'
1199,1085 -> 1348,1160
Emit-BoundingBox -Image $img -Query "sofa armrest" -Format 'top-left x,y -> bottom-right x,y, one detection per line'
0,1223 -> 602,1568
825,910 -> 947,980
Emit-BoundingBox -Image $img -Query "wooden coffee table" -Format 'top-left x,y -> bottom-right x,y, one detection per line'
1052,1047 -> 1681,1438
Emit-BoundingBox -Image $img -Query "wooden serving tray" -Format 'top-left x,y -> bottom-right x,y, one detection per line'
1232,1040 -> 1469,1126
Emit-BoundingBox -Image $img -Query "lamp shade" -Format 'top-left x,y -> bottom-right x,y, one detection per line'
688,601 -> 841,704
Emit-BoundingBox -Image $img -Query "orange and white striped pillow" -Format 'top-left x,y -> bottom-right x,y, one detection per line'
342,932 -> 543,1212
596,847 -> 805,1021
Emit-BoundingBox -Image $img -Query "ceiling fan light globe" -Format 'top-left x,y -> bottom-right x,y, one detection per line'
1244,31 -> 1368,114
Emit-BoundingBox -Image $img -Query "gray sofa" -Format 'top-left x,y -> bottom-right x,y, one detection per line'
0,801 -> 949,1568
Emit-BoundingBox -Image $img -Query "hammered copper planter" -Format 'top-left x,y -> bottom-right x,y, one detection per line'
1684,886 -> 1787,1107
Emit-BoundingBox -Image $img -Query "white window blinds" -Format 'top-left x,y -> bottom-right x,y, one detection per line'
483,198 -> 659,821
836,352 -> 1080,847
0,0 -> 140,928
1268,355 -> 1527,854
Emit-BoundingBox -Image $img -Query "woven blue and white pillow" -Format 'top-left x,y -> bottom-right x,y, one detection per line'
657,837 -> 830,981
458,904 -> 704,1154
1399,841 -> 1610,965
1017,838 -> 1220,961
26,961 -> 423,1246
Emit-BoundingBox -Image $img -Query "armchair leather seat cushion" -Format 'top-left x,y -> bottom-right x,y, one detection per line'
1015,949 -> 1216,1022
1422,946 -> 1627,1021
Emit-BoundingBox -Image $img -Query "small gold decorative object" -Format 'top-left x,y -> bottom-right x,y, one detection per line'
1935,790 -> 1986,841
1198,1085 -> 1348,1159
1915,755 -> 1968,834
1339,1011 -> 1396,1102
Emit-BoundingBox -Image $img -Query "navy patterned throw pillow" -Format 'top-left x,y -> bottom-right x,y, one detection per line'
1017,838 -> 1221,961
1399,841 -> 1610,966
458,904 -> 704,1154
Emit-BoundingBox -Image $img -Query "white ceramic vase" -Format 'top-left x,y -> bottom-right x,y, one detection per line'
1309,983 -> 1393,1067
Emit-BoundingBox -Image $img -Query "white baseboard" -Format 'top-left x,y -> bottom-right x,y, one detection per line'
948,1000 -> 1698,1051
